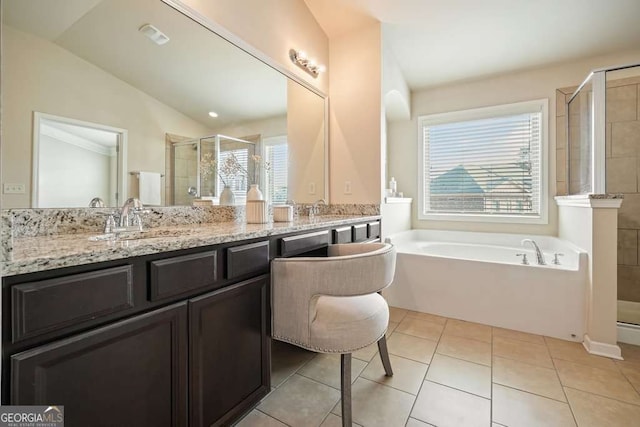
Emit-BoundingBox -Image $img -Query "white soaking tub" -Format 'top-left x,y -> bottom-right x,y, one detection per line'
384,230 -> 588,341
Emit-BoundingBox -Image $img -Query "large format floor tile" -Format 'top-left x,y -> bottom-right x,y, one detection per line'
411,380 -> 491,427
443,319 -> 492,343
426,353 -> 491,398
436,334 -> 492,366
386,332 -> 437,364
271,341 -> 316,388
235,410 -> 287,427
492,327 -> 545,345
545,336 -> 618,371
405,311 -> 447,326
261,307 -> 640,427
388,307 -> 408,323
493,335 -> 553,369
395,317 -> 444,341
492,356 -> 566,402
553,358 -> 640,405
319,413 -> 362,427
565,386 -> 640,427
332,378 -> 415,427
297,353 -> 367,390
360,353 -> 428,395
492,384 -> 576,427
258,374 -> 340,427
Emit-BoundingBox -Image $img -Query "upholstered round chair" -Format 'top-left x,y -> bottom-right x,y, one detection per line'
271,243 -> 397,427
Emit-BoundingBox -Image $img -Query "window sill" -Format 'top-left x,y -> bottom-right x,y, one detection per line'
418,212 -> 548,225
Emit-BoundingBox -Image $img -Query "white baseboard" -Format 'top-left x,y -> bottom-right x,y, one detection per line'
618,322 -> 640,346
582,334 -> 623,360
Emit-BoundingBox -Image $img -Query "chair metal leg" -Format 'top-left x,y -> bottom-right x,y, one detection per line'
341,353 -> 352,427
377,335 -> 394,377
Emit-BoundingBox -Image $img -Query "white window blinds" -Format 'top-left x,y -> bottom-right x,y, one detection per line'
218,148 -> 249,201
264,137 -> 288,204
420,100 -> 546,220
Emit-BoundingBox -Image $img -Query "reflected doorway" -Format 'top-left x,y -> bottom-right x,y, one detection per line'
32,113 -> 127,208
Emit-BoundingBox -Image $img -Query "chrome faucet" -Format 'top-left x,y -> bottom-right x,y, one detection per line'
89,197 -> 105,207
521,239 -> 546,265
305,199 -> 326,218
119,198 -> 144,228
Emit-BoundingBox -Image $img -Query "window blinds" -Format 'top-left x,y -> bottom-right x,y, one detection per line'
265,141 -> 288,204
422,112 -> 541,216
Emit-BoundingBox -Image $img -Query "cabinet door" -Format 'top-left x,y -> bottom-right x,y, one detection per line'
189,275 -> 270,427
11,303 -> 188,427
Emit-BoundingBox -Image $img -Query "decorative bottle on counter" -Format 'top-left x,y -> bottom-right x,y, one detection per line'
247,184 -> 264,201
389,177 -> 397,197
220,186 -> 235,205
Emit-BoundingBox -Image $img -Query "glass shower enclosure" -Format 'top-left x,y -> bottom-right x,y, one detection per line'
171,134 -> 256,205
567,63 -> 640,328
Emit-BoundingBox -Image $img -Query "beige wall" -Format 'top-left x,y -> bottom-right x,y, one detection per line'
329,23 -> 383,204
2,26 -> 213,208
213,115 -> 287,141
287,80 -> 325,203
179,0 -> 329,94
558,202 -> 620,350
388,48 -> 640,235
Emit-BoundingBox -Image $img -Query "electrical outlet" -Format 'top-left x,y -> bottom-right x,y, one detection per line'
344,181 -> 352,195
308,182 -> 316,195
3,183 -> 25,194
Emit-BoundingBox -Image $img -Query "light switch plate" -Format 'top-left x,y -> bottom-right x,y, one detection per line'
3,183 -> 25,194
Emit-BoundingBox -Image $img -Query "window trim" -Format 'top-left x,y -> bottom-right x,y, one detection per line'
417,99 -> 549,224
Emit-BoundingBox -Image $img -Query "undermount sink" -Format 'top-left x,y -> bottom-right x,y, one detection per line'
88,228 -> 199,242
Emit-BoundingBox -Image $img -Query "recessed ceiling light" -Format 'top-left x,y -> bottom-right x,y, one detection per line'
208,111 -> 218,118
139,24 -> 170,45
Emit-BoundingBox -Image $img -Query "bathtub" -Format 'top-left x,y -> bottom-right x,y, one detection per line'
384,230 -> 588,341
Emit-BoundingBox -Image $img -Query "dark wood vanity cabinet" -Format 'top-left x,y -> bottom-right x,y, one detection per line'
189,275 -> 269,427
2,218 -> 380,426
11,303 -> 189,427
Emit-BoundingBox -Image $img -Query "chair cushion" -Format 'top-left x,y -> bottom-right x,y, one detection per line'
309,293 -> 389,353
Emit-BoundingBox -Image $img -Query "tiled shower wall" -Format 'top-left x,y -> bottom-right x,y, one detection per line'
557,77 -> 640,304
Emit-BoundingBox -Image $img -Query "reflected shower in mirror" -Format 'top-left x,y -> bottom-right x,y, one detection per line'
1,0 -> 326,208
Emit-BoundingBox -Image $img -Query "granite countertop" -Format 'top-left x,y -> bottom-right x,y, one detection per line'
2,215 -> 380,277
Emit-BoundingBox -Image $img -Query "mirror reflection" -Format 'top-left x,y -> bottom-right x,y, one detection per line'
1,0 -> 326,208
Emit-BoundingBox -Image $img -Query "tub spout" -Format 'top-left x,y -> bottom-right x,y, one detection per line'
521,239 -> 546,265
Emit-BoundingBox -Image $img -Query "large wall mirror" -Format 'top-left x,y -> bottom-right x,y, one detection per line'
1,0 -> 327,208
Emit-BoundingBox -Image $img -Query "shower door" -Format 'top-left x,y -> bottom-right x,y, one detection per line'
172,142 -> 198,205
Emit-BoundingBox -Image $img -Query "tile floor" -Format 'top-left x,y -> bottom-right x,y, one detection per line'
236,307 -> 640,427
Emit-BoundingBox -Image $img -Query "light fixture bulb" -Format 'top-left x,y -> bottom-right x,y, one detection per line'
308,59 -> 317,68
208,111 -> 218,118
317,64 -> 326,73
297,50 -> 307,60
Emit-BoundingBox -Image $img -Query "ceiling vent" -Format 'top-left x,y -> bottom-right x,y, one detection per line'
139,24 -> 169,45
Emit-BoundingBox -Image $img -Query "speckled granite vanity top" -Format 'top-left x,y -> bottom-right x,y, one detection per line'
2,215 -> 380,276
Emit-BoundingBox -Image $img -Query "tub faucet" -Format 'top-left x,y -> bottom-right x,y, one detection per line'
521,239 -> 546,265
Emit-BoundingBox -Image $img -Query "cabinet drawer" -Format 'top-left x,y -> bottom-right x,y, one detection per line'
279,230 -> 329,257
149,251 -> 218,301
11,265 -> 134,343
352,224 -> 368,242
226,241 -> 270,280
368,222 -> 381,240
333,226 -> 353,244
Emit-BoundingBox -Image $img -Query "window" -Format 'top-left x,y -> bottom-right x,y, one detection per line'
263,136 -> 288,204
418,99 -> 548,223
218,147 -> 250,202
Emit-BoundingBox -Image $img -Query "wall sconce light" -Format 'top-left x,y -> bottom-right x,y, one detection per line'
289,49 -> 326,78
